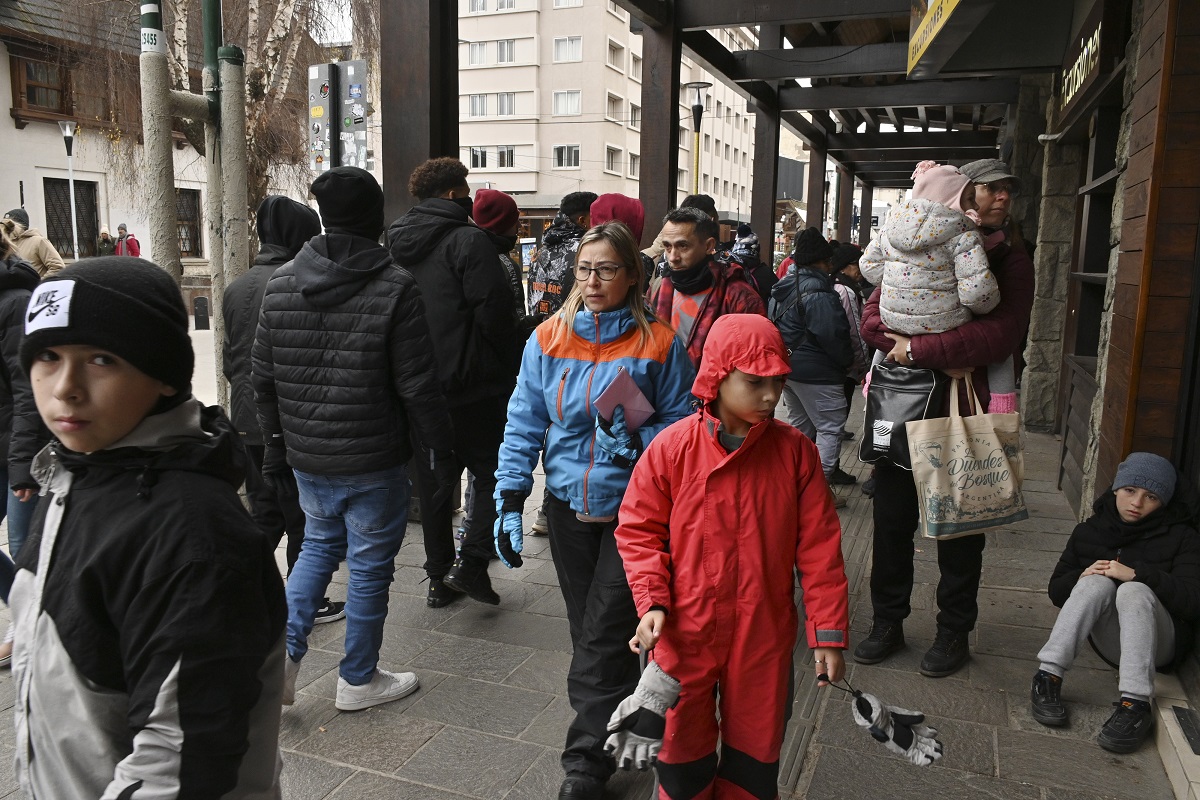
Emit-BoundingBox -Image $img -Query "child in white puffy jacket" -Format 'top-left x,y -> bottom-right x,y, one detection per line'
861,161 -> 1016,413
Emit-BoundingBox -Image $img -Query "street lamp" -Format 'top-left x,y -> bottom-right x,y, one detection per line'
682,81 -> 711,196
57,120 -> 79,261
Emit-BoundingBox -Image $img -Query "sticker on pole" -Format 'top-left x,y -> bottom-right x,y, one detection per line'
141,27 -> 167,54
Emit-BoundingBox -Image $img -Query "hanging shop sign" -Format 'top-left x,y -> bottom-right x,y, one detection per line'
908,0 -> 962,75
1058,0 -> 1109,121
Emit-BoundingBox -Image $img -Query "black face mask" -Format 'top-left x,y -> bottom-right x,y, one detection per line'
669,255 -> 714,295
451,196 -> 474,218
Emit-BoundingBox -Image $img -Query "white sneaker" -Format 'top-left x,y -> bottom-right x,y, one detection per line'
282,656 -> 300,706
335,669 -> 419,712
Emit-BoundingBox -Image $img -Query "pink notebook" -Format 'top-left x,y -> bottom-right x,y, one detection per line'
594,369 -> 655,430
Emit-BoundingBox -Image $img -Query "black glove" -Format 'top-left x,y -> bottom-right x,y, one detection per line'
851,691 -> 943,767
427,450 -> 460,510
262,439 -> 291,496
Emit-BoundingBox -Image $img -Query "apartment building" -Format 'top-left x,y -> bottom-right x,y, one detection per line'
457,0 -> 758,233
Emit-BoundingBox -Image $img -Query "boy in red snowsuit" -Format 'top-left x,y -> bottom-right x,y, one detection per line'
615,313 -> 849,799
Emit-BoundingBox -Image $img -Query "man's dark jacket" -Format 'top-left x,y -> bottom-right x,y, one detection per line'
772,265 -> 853,384
252,234 -> 453,475
386,198 -> 520,405
0,254 -> 44,487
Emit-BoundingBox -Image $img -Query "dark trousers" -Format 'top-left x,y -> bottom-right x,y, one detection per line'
546,494 -> 640,781
869,458 -> 986,632
411,394 -> 507,578
244,444 -> 305,575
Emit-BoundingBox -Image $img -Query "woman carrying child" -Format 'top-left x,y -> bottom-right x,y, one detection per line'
493,221 -> 695,800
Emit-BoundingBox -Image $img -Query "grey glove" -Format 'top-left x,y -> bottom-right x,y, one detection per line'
604,661 -> 681,771
851,691 -> 943,767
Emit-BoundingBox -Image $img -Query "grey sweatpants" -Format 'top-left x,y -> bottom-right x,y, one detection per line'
780,380 -> 847,477
1037,574 -> 1175,700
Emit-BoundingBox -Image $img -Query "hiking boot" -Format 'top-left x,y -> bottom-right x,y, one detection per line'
530,509 -> 549,535
558,773 -> 603,800
444,555 -> 501,605
426,577 -> 464,609
335,668 -> 419,712
314,598 -> 346,624
1030,670 -> 1068,727
282,656 -> 300,706
853,619 -> 905,664
1098,697 -> 1155,754
829,466 -> 858,485
920,627 -> 970,677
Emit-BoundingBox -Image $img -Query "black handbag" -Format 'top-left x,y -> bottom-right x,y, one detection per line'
859,360 -> 949,470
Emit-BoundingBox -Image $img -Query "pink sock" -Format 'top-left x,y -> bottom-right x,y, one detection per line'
988,392 -> 1017,414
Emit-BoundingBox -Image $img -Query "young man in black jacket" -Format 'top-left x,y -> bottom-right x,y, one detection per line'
1030,452 -> 1200,753
255,167 -> 455,711
387,158 -> 521,608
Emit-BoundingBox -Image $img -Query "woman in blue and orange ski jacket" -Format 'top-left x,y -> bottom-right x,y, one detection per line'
493,221 -> 694,791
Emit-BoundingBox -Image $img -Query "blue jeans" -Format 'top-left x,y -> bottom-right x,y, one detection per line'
0,464 -> 39,559
287,466 -> 410,685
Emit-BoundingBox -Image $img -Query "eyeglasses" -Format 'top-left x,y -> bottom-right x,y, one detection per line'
976,180 -> 1018,197
574,261 -> 625,281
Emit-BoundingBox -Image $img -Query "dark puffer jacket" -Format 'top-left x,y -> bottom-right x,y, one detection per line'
252,233 -> 454,475
387,199 -> 521,405
1048,489 -> 1200,671
771,265 -> 853,384
526,212 -> 585,322
0,253 -> 46,488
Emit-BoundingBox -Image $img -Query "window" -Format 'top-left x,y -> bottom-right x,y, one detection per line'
469,93 -> 487,117
470,147 -> 488,169
554,145 -> 580,168
703,134 -> 711,152
724,143 -> 731,160
605,146 -> 621,174
497,92 -> 516,116
629,154 -> 640,179
723,180 -> 730,196
554,0 -> 582,6
629,104 -> 641,129
741,185 -> 747,202
21,59 -> 67,113
702,175 -> 710,192
469,0 -> 486,11
469,42 -> 486,65
176,189 -> 202,258
497,0 -> 515,8
553,36 -> 582,62
630,54 -> 642,81
607,40 -> 625,70
743,152 -> 748,168
552,90 -> 581,116
677,169 -> 688,189
498,146 -> 516,168
606,93 -> 622,121
715,100 -> 723,119
44,178 -> 99,258
497,39 -> 516,63
607,1 -> 627,19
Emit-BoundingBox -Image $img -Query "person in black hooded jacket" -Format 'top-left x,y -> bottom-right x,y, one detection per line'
386,157 -> 521,609
1030,452 -> 1200,754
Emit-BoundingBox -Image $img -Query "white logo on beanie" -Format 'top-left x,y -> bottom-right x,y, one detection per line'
25,280 -> 75,333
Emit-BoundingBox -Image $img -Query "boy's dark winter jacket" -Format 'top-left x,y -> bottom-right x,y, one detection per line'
1048,489 -> 1200,670
11,401 -> 286,799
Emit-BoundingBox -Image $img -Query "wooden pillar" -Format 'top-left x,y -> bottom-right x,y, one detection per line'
857,182 -> 874,247
805,144 -> 827,234
750,25 -> 783,267
380,0 -> 459,224
835,166 -> 855,243
637,18 -> 682,247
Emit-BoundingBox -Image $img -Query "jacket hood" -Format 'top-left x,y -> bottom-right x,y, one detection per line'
0,253 -> 39,291
387,198 -> 475,265
293,234 -> 394,308
253,243 -> 294,269
883,198 -> 969,253
256,195 -> 321,256
541,212 -> 586,247
691,314 -> 791,402
590,195 -> 644,242
561,305 -> 641,345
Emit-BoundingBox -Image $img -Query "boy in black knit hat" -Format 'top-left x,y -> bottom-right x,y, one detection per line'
11,257 -> 287,798
1030,452 -> 1200,754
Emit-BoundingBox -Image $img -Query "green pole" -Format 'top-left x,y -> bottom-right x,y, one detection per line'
203,0 -> 222,123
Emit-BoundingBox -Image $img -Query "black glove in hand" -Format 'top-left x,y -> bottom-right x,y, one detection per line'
428,450 -> 460,510
604,661 -> 681,770
851,691 -> 943,767
261,441 -> 292,495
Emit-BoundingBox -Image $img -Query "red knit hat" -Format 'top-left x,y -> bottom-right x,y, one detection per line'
473,188 -> 520,234
591,193 -> 645,241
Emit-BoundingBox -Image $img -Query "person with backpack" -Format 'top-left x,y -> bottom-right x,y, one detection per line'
770,228 -> 854,500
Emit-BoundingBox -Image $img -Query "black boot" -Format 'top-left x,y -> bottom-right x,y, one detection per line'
852,619 -> 905,664
1030,670 -> 1068,727
444,555 -> 500,605
426,577 -> 464,609
1098,698 -> 1155,754
920,627 -> 969,678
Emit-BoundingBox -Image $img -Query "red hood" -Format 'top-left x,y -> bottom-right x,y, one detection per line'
691,314 -> 791,402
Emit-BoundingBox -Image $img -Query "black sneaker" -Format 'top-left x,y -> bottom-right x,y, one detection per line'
558,773 -> 603,800
861,476 -> 876,498
1030,670 -> 1068,727
426,577 -> 464,609
1098,697 -> 1155,754
920,627 -> 970,677
313,598 -> 346,624
852,619 -> 905,664
829,467 -> 858,485
841,430 -> 856,441
444,556 -> 501,605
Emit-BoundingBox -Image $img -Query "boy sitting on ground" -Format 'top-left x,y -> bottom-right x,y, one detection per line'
1031,452 -> 1200,754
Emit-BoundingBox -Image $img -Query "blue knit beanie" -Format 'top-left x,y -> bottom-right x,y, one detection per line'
1112,452 -> 1176,506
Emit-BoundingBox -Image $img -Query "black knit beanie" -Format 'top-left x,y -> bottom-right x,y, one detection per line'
4,208 -> 28,229
20,257 -> 193,393
310,166 -> 385,239
793,227 -> 834,265
831,243 -> 864,272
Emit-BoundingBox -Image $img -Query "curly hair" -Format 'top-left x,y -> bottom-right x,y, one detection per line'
407,157 -> 469,200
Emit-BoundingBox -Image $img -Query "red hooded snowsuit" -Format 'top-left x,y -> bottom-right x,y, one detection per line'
616,314 -> 849,800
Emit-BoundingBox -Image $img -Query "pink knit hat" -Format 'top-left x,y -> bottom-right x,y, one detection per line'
911,161 -> 972,215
